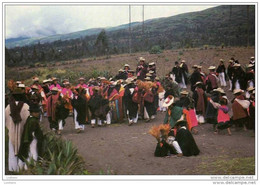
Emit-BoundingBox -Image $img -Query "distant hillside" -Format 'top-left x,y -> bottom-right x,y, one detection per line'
5,22 -> 142,48
6,5 -> 255,67
6,37 -> 30,44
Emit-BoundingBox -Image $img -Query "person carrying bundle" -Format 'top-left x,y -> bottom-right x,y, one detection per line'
175,90 -> 199,134
215,96 -> 232,135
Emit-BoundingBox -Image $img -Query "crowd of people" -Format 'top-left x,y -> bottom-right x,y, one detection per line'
5,56 -> 255,171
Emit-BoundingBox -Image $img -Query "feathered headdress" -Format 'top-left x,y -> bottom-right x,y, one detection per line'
149,124 -> 171,141
7,80 -> 16,91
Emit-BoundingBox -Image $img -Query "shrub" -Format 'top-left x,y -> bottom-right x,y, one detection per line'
6,132 -> 88,175
178,51 -> 183,55
149,45 -> 162,54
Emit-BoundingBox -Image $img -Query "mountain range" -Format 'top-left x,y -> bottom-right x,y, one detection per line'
5,5 -> 255,67
5,21 -> 143,48
6,5 -> 255,49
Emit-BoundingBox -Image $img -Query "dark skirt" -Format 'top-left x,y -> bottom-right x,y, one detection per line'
233,117 -> 249,128
217,121 -> 232,130
144,101 -> 155,117
126,101 -> 138,119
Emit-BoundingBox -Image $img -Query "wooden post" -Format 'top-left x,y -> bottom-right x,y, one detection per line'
247,5 -> 250,47
129,5 -> 132,54
142,5 -> 144,35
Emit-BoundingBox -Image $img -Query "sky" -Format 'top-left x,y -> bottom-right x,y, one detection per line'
5,5 -> 217,39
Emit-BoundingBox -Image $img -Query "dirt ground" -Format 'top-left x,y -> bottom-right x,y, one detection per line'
11,46 -> 255,175
15,47 -> 255,78
41,107 -> 255,175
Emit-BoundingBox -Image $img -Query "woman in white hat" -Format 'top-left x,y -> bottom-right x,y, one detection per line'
163,95 -> 183,128
215,96 -> 232,135
175,90 -> 199,134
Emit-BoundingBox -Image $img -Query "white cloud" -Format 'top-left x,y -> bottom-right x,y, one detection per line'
5,5 -> 216,39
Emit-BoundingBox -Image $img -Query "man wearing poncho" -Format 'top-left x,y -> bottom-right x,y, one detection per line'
216,59 -> 227,87
47,87 -> 69,135
71,87 -> 87,132
206,66 -> 218,93
5,88 -> 30,172
179,60 -> 189,88
136,57 -> 148,81
18,104 -> 43,167
193,81 -> 207,124
190,65 -> 203,92
175,120 -> 200,157
123,78 -> 139,125
232,89 -> 250,131
89,87 -> 110,127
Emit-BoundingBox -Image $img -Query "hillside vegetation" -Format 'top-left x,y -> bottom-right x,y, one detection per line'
5,5 -> 255,67
5,47 -> 255,88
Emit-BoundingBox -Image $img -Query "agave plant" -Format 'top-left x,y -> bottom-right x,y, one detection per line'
12,132 -> 88,175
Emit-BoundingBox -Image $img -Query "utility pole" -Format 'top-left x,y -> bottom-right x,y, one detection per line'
247,5 -> 250,47
142,5 -> 144,35
229,5 -> 232,46
129,5 -> 132,54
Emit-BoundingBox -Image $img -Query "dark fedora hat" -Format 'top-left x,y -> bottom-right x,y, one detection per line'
175,120 -> 187,127
28,105 -> 41,113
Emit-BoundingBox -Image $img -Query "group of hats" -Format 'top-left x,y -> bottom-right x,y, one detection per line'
162,90 -> 189,108
144,70 -> 156,81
